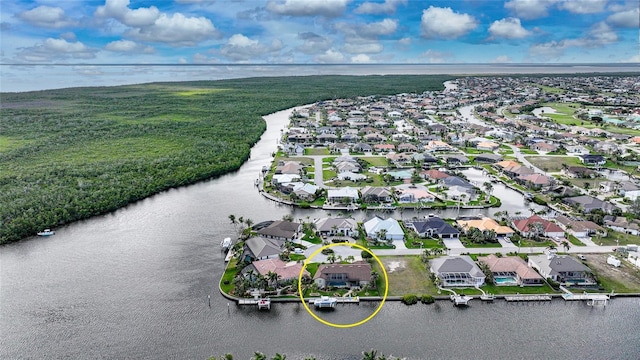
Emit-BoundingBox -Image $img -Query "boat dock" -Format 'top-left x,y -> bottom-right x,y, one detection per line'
224,250 -> 234,262
560,286 -> 611,306
504,294 -> 553,302
307,296 -> 360,306
237,298 -> 271,310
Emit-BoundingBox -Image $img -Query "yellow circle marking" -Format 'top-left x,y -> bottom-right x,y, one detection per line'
298,243 -> 388,328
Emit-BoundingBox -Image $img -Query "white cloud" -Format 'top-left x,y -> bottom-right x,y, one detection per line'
266,0 -> 350,17
491,55 -> 513,63
351,54 -> 373,63
420,6 -> 477,39
488,18 -> 531,39
528,22 -> 618,60
16,38 -> 98,62
398,37 -> 411,46
558,0 -> 607,14
219,34 -> 281,61
105,39 -> 154,53
505,0 -> 559,20
95,0 -> 160,27
125,13 -> 218,46
607,8 -> 640,28
314,49 -> 346,63
296,32 -> 332,54
357,19 -> 398,37
18,6 -> 76,28
354,0 -> 407,14
343,40 -> 383,54
418,49 -> 453,63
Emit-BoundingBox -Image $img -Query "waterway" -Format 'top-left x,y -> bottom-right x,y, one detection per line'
2,107 -> 640,359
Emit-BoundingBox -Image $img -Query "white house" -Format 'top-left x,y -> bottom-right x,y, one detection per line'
363,216 -> 404,241
327,187 -> 359,203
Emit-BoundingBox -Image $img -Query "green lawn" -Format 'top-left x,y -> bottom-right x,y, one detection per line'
359,156 -> 389,167
380,256 -> 436,296
305,148 -> 330,156
525,155 -> 582,172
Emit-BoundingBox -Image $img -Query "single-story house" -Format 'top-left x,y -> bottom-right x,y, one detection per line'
405,216 -> 460,239
554,215 -> 606,238
512,215 -> 565,238
477,254 -> 544,286
256,220 -> 302,241
247,258 -> 310,281
562,195 -> 618,214
314,261 -> 372,289
603,216 -> 640,236
363,216 -> 405,241
528,253 -> 595,285
360,186 -> 393,203
327,187 -> 360,204
395,184 -> 436,203
314,217 -> 359,238
429,256 -> 485,287
457,217 -> 515,237
243,237 -> 283,262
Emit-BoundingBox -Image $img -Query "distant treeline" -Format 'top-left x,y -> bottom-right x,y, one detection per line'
0,75 -> 453,244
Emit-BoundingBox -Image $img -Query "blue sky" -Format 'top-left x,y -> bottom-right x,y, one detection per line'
1,0 -> 639,65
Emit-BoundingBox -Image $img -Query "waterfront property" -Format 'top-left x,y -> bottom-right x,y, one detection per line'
528,253 -> 595,286
244,258 -> 309,282
242,237 -> 284,261
477,254 -> 544,286
512,215 -> 565,239
256,220 -> 302,241
457,217 -> 515,238
405,216 -> 460,239
313,261 -> 372,289
430,255 -> 486,287
363,216 -> 405,242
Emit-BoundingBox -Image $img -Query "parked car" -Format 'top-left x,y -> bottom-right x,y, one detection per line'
577,254 -> 586,261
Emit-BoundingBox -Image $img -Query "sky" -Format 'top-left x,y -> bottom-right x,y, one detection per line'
1,0 -> 639,65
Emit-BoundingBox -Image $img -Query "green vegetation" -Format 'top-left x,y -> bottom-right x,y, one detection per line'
0,75 -> 453,243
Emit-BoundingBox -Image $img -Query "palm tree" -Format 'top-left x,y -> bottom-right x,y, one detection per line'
561,240 -> 570,252
252,352 -> 267,360
362,349 -> 378,360
228,214 -> 237,233
267,271 -> 279,289
370,270 -> 379,289
376,228 -> 388,242
327,253 -> 336,264
271,353 -> 286,360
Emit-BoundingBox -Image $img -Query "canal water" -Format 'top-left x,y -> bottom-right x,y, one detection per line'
2,107 -> 640,360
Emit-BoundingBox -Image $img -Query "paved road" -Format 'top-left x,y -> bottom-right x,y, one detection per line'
371,245 -> 618,257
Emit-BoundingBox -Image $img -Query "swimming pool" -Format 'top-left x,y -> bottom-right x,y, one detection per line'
494,276 -> 518,285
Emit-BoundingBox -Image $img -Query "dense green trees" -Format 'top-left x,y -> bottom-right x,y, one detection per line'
0,75 -> 452,243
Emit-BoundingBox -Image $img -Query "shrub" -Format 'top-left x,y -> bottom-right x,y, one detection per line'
361,250 -> 373,259
421,295 -> 435,304
401,294 -> 418,305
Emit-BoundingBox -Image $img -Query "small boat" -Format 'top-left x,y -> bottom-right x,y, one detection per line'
221,237 -> 232,251
257,298 -> 271,310
524,192 -> 533,200
37,229 -> 55,236
313,296 -> 337,309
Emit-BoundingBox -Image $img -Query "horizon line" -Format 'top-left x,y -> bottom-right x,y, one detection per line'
1,62 -> 639,67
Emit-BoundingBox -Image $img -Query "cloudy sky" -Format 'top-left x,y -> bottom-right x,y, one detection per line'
2,0 -> 639,65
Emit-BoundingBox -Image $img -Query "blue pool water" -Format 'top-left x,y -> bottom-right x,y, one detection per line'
494,276 -> 518,285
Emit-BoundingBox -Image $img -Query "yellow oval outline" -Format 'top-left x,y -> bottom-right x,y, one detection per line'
297,242 -> 389,328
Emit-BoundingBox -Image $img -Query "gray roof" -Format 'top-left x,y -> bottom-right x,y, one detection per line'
409,217 -> 460,236
430,256 -> 484,278
245,237 -> 282,259
256,220 -> 301,240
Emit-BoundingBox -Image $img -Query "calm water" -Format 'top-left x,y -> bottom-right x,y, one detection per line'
2,107 -> 640,360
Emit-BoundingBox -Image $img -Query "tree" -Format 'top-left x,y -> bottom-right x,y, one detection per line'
252,352 -> 267,360
272,354 -> 286,360
370,270 -> 379,289
561,240 -> 570,252
483,182 -> 493,200
376,228 -> 388,242
228,214 -> 237,233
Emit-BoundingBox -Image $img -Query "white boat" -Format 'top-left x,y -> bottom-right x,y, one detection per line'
220,237 -> 232,250
313,296 -> 337,309
37,229 -> 55,236
257,298 -> 271,310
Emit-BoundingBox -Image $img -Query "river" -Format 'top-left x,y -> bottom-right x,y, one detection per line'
2,107 -> 640,360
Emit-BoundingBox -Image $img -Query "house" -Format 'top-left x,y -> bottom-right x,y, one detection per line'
554,215 -> 606,238
603,215 -> 640,235
327,187 -> 359,204
517,173 -> 553,189
477,255 -> 544,286
562,166 -> 597,178
578,154 -> 606,166
474,153 -> 503,164
476,141 -> 500,151
405,216 -> 460,239
421,169 -> 450,182
457,217 -> 514,237
314,217 -> 359,238
562,195 -> 618,214
530,142 -> 559,153
291,182 -> 318,200
256,220 -> 302,241
360,186 -> 393,203
247,258 -> 310,281
243,237 -> 283,261
512,215 -> 565,238
314,261 -> 372,289
429,256 -> 485,287
337,171 -> 367,182
363,216 -> 405,241
275,161 -> 304,175
528,253 -> 595,285
395,184 -> 435,203
443,155 -> 470,165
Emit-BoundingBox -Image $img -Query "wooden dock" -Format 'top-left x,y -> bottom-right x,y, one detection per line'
559,286 -> 611,306
307,296 -> 360,305
504,295 -> 553,302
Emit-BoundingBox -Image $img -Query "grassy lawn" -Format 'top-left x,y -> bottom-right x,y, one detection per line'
380,256 -> 436,296
220,258 -> 240,294
567,235 -> 586,246
566,178 -> 607,191
322,169 -> 337,181
305,148 -> 330,156
462,242 -> 503,248
519,149 -> 539,155
594,232 -> 640,246
459,283 -> 557,295
405,238 -> 445,249
525,155 -> 582,172
359,156 -> 389,167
